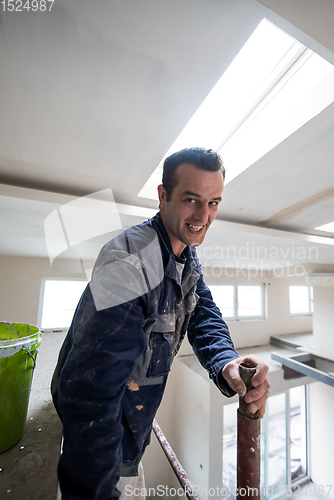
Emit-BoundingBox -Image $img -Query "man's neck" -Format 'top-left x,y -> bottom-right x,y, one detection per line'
158,211 -> 186,257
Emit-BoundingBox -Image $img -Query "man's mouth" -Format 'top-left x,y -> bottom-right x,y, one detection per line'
187,223 -> 205,232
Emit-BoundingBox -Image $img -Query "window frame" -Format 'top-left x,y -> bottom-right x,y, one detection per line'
209,283 -> 266,321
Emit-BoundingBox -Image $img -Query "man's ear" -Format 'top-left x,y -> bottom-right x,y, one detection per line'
157,184 -> 166,205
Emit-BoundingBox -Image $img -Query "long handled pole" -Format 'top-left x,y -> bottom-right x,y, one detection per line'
152,419 -> 200,500
237,361 -> 261,500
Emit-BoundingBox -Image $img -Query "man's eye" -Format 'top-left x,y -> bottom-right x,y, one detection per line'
209,201 -> 218,206
186,198 -> 196,203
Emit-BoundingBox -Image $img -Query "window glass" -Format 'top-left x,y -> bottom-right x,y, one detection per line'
289,286 -> 310,314
40,280 -> 88,329
238,285 -> 262,317
210,285 -> 234,317
290,386 -> 307,481
266,393 -> 287,493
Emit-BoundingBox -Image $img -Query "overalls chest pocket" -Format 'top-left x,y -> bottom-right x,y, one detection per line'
178,291 -> 199,336
184,292 -> 199,315
147,312 -> 176,378
168,291 -> 199,359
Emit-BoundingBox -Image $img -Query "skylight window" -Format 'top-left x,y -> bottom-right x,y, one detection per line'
139,18 -> 334,200
315,221 -> 334,233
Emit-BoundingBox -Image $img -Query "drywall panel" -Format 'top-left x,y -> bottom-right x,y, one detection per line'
141,372 -> 176,492
168,359 -> 212,500
305,285 -> 334,490
308,382 -> 334,493
313,287 -> 334,357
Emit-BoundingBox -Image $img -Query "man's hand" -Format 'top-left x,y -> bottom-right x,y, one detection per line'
222,355 -> 270,418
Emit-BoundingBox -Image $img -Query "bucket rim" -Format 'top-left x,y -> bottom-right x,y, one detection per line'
0,322 -> 41,357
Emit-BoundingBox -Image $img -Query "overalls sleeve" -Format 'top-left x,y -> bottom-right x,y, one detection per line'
187,272 -> 239,398
57,264 -> 149,500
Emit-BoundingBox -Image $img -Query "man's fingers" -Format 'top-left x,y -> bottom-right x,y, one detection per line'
245,380 -> 270,404
248,391 -> 270,415
257,402 -> 267,419
230,376 -> 246,397
222,357 -> 246,396
241,355 -> 269,388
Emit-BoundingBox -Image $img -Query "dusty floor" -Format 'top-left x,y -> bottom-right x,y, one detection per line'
0,330 -> 66,500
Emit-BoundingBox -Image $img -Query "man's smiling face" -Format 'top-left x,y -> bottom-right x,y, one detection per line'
158,163 -> 224,257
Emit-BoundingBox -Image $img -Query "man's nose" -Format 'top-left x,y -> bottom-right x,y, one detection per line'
194,203 -> 209,223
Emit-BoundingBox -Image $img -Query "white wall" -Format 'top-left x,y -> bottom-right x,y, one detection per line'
308,382 -> 334,495
141,372 -> 177,493
308,286 -> 334,493
167,361 -> 225,500
312,287 -> 334,356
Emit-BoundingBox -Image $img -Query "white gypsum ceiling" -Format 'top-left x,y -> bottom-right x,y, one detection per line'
0,0 -> 333,272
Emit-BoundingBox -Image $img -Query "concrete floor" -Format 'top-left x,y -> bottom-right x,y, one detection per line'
0,331 -> 66,500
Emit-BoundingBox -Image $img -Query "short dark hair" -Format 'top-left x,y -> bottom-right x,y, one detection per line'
162,147 -> 225,201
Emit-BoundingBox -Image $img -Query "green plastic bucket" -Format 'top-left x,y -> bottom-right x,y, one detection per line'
0,322 -> 42,453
